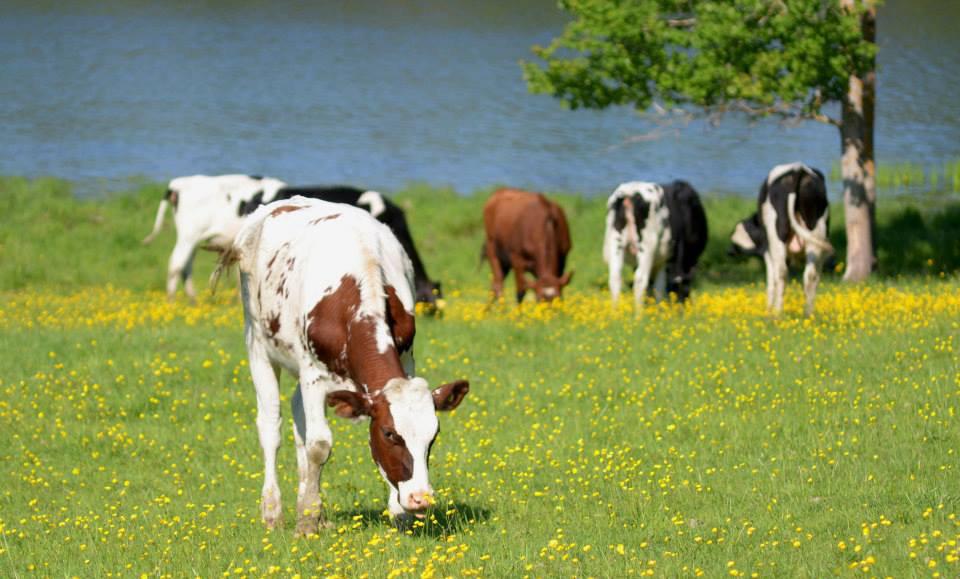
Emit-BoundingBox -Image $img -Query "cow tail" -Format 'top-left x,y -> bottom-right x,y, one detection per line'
209,202 -> 265,295
142,193 -> 171,245
622,196 -> 641,256
786,192 -> 834,254
208,247 -> 235,296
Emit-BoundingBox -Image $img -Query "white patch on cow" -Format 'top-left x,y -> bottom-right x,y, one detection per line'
767,162 -> 814,186
358,190 -> 387,218
542,287 -> 558,299
730,221 -> 756,250
260,177 -> 287,202
382,377 -> 438,509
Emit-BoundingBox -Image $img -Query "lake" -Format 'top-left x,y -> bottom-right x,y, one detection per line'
0,0 -> 957,198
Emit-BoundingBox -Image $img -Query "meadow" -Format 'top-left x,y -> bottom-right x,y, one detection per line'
0,177 -> 958,578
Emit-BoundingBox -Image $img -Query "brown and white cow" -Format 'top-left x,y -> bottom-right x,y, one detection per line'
217,196 -> 469,535
482,188 -> 573,303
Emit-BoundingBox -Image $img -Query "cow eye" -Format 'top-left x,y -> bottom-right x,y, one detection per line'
383,428 -> 401,444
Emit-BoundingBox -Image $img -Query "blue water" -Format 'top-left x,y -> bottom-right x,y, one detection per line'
0,0 -> 956,198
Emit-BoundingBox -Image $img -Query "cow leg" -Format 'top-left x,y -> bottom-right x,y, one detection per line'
762,202 -> 788,315
511,257 -> 528,303
607,243 -> 624,305
166,238 -> 198,302
803,214 -> 829,316
762,251 -> 775,310
768,240 -> 788,315
632,245 -> 655,312
292,376 -> 334,535
802,250 -> 824,317
181,249 -> 197,303
652,266 -> 668,303
400,348 -> 416,377
485,240 -> 507,300
247,336 -> 283,529
388,486 -> 406,520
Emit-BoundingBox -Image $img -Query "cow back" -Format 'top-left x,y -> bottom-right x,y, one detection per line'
234,197 -> 414,374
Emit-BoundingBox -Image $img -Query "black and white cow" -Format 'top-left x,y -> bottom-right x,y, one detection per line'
142,174 -> 287,301
254,186 -> 442,306
603,180 -> 708,308
728,162 -> 833,316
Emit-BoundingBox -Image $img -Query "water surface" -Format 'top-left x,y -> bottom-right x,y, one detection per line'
0,0 -> 956,198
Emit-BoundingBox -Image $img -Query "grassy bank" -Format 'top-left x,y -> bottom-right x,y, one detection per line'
1,176 -> 958,293
0,177 -> 958,577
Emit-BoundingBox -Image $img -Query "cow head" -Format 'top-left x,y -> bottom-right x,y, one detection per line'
415,278 -> 443,306
528,270 -> 573,302
728,213 -> 766,257
326,377 -> 469,517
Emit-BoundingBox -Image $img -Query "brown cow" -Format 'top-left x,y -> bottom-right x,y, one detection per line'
483,188 -> 573,303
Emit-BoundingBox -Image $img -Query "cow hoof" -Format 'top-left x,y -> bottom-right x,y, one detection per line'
262,514 -> 284,530
295,516 -> 333,537
262,497 -> 283,530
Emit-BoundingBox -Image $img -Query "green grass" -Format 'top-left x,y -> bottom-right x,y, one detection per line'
830,158 -> 960,194
1,175 -> 958,293
0,177 -> 958,577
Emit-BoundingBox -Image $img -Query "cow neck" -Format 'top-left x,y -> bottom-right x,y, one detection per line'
307,274 -> 408,393
345,315 -> 407,393
537,216 -> 560,278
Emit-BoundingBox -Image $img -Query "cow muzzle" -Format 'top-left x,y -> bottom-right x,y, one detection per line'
404,490 -> 435,516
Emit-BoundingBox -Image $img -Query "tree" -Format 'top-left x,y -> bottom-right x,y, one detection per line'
523,0 -> 879,281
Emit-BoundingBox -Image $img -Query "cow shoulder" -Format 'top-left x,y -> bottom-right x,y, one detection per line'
305,276 -> 359,378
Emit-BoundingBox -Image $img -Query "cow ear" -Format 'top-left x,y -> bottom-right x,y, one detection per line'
432,380 -> 469,412
326,390 -> 371,419
559,270 -> 574,287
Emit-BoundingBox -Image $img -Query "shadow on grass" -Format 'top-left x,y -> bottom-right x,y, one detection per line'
873,203 -> 960,275
694,198 -> 960,287
334,502 -> 492,538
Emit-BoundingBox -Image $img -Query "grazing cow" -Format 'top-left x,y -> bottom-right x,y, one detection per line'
482,188 -> 573,303
215,196 -> 469,535
603,180 -> 708,307
728,162 -> 833,316
263,186 -> 442,305
142,174 -> 287,301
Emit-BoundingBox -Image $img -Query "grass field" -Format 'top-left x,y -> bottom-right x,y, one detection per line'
1,177 -> 958,578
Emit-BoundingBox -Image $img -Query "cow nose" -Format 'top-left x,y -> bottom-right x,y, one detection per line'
407,491 -> 433,511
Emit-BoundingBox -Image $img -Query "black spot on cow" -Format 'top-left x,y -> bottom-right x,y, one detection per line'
267,313 -> 281,336
238,191 -> 264,216
164,187 -> 179,210
611,194 -> 651,233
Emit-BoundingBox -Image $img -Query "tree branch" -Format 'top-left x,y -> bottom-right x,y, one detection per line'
724,101 -> 840,127
665,17 -> 696,28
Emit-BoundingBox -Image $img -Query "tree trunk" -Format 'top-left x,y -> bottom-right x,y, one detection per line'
840,0 -> 877,282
